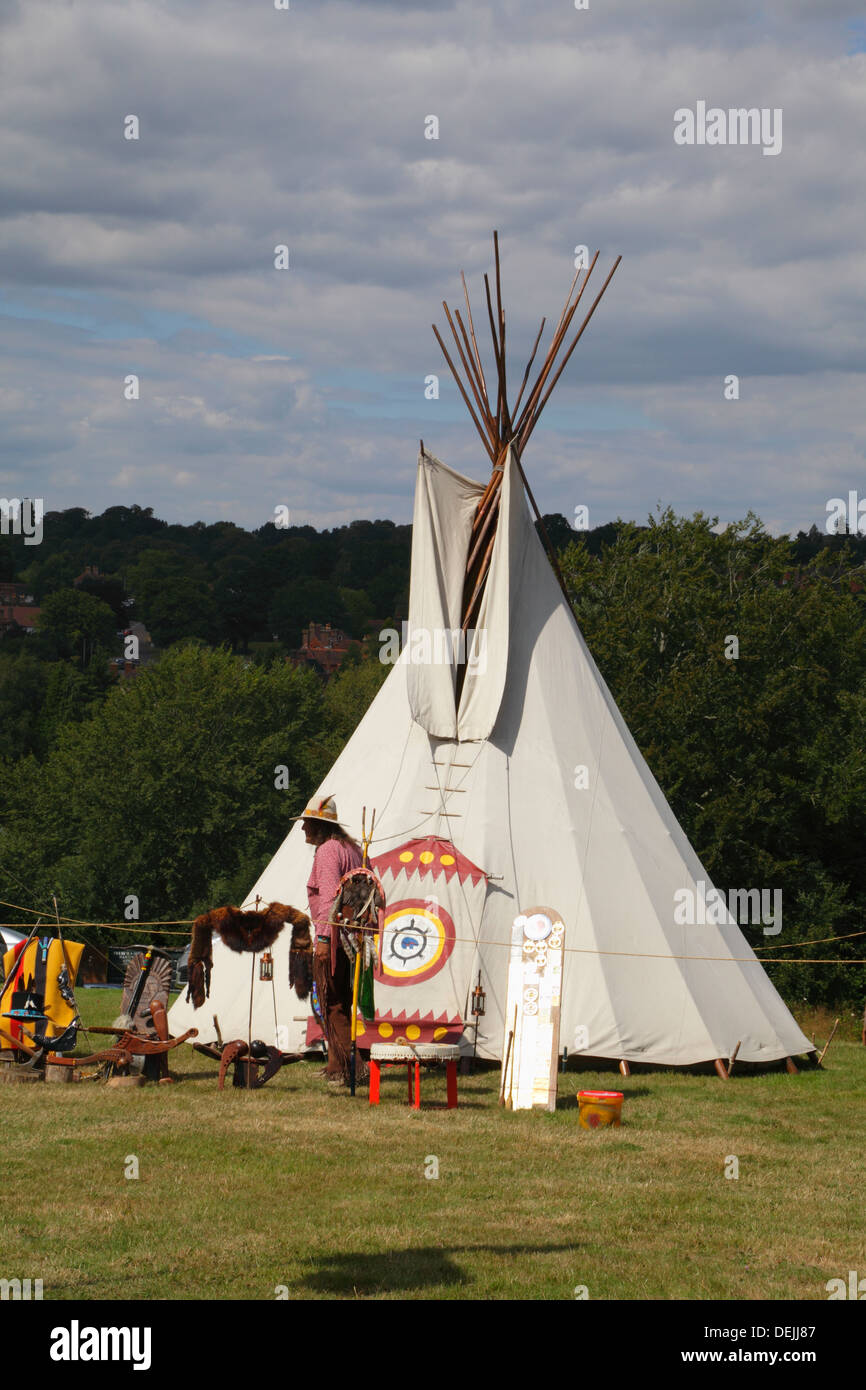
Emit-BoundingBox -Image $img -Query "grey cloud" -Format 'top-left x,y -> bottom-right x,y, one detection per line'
0,0 -> 863,534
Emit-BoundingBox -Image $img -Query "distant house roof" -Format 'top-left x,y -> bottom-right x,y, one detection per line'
292,622 -> 353,675
74,565 -> 102,586
303,622 -> 351,650
0,603 -> 41,633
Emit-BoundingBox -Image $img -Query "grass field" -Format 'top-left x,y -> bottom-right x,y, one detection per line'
1,991 -> 863,1301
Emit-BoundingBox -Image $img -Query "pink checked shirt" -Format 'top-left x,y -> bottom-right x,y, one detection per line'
306,837 -> 363,938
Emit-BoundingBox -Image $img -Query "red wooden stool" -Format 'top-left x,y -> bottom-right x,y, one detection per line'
369,1043 -> 460,1109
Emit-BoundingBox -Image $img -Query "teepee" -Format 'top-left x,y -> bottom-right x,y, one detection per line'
169,235 -> 813,1069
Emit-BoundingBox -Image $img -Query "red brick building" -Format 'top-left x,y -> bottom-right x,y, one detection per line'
292,622 -> 353,676
0,583 -> 41,634
73,565 -> 102,586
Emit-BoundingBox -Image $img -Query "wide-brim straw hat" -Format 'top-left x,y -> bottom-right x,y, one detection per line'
291,794 -> 347,830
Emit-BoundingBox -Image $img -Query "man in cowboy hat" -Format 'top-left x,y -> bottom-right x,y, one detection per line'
295,796 -> 363,1086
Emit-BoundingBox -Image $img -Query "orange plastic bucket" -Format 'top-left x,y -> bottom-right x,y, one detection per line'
577,1089 -> 623,1129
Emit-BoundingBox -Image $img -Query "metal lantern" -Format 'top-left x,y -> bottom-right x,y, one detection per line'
259,951 -> 274,982
471,973 -> 486,1017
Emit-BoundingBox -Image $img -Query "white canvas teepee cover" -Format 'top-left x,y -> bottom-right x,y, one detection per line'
169,448 -> 812,1066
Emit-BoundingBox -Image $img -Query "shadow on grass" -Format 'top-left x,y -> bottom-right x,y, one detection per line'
295,1241 -> 580,1296
167,1069 -> 489,1106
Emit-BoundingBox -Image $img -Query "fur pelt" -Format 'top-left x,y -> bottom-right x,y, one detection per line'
185,902 -> 312,1010
288,915 -> 313,1001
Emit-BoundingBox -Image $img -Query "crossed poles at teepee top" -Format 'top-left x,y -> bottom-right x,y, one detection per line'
432,231 -> 621,637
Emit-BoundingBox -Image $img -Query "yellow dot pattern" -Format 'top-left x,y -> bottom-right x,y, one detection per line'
361,1021 -> 459,1041
391,846 -> 464,872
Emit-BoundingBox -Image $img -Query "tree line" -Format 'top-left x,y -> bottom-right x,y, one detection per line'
3,504 -> 412,652
0,504 -> 863,1011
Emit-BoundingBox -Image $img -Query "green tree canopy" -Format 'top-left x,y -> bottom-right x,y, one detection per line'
0,645 -> 327,934
267,578 -> 349,648
35,589 -> 118,665
126,550 -> 221,647
561,509 -> 866,1005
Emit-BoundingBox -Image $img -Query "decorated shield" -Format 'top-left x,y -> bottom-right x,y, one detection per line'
119,951 -> 173,1037
302,835 -> 487,1051
1,936 -> 85,1052
365,836 -> 486,1047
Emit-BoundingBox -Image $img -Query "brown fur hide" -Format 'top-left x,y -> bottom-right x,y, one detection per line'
288,912 -> 314,1001
185,902 -> 312,1010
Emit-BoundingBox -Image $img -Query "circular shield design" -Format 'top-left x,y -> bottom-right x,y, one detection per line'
521,912 -> 553,942
375,898 -> 456,987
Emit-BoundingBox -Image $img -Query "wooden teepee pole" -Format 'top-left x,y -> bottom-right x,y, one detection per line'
465,488 -> 502,576
512,317 -> 546,419
514,251 -> 600,441
461,524 -> 499,634
493,231 -> 511,437
442,301 -> 496,447
432,324 -> 495,462
431,232 -> 620,632
520,254 -> 622,448
461,271 -> 488,404
455,309 -> 489,416
483,273 -> 505,439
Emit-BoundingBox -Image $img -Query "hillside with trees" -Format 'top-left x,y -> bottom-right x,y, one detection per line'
0,504 -> 863,1012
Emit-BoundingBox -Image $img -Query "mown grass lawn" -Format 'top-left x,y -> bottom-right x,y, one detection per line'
1,991 -> 863,1301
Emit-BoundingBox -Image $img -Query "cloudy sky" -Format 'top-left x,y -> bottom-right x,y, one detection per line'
1,0 -> 864,535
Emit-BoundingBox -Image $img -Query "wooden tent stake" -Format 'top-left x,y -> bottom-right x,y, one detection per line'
499,1004 -> 518,1107
818,1018 -> 840,1065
